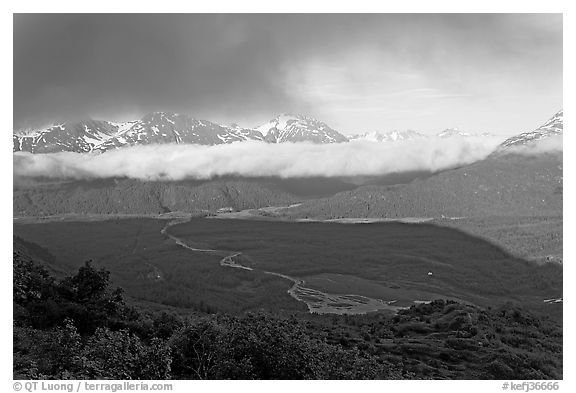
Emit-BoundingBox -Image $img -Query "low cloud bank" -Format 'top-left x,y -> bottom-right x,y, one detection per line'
14,136 -> 539,181
503,134 -> 563,155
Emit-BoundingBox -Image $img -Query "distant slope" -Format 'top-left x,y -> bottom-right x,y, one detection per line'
283,152 -> 562,219
13,236 -> 69,278
500,110 -> 563,148
13,179 -> 300,216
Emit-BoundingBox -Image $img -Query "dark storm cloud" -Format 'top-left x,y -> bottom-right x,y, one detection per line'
14,14 -> 364,127
14,14 -> 295,127
13,14 -> 562,131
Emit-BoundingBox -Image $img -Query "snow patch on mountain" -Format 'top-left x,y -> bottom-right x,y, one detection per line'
500,110 -> 563,148
13,112 -> 268,153
255,113 -> 348,143
437,128 -> 471,138
349,130 -> 425,142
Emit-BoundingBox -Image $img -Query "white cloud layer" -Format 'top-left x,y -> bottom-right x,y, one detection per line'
15,136 -> 558,182
502,134 -> 563,155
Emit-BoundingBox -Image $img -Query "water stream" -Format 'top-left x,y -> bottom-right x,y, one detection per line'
161,219 -> 403,315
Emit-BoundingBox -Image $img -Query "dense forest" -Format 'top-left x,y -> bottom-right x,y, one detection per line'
13,178 -> 299,217
438,215 -> 563,264
13,251 -> 562,380
284,153 -> 562,219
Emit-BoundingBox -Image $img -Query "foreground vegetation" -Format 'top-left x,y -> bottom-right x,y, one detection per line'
14,252 -> 562,380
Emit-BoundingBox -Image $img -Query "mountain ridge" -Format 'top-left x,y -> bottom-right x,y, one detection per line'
14,111 -> 507,153
500,110 -> 563,148
13,112 -> 268,154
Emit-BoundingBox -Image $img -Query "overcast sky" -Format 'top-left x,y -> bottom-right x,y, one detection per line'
13,14 -> 562,135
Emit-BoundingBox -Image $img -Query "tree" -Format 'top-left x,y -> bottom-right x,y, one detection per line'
13,253 -> 54,305
169,320 -> 224,379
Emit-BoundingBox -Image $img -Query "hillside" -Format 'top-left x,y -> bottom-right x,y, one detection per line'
501,110 -> 563,148
13,178 -> 300,217
282,152 -> 562,219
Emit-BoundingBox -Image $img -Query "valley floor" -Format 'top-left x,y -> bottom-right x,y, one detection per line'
206,206 -> 563,267
432,215 -> 563,265
14,207 -> 563,267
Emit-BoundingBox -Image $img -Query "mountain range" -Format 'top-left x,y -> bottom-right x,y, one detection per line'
348,128 -> 497,142
13,113 -> 357,154
14,112 -> 505,154
13,112 -> 267,154
283,110 -> 563,220
13,109 -> 563,218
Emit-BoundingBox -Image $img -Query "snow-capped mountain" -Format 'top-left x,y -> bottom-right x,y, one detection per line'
436,128 -> 496,138
95,112 -> 264,151
500,110 -> 563,148
348,128 -> 494,142
437,128 -> 471,138
348,130 -> 425,142
255,114 -> 349,143
13,111 -> 499,154
13,120 -> 119,154
13,112 -> 265,154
